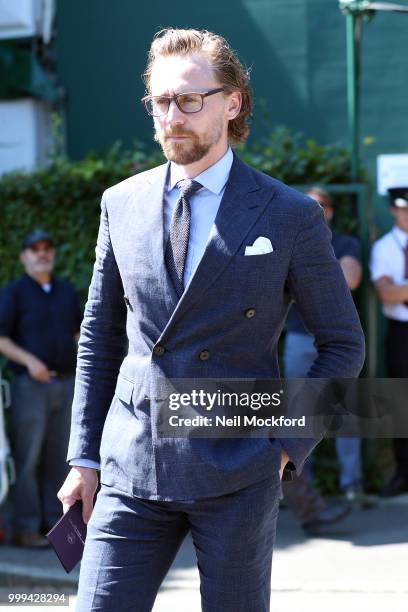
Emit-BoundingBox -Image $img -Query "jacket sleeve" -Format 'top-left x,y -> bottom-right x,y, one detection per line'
279,200 -> 365,475
67,193 -> 128,463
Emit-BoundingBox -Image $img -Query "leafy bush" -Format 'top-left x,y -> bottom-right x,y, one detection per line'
239,125 -> 353,185
0,141 -> 159,298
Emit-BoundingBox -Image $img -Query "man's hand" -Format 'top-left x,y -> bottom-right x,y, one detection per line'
26,355 -> 50,382
0,337 -> 50,382
339,255 -> 362,291
57,466 -> 99,524
279,449 -> 290,480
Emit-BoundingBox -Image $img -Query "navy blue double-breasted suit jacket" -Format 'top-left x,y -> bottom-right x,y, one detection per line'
67,153 -> 365,500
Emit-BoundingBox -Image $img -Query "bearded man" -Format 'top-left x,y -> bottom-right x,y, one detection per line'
58,28 -> 365,612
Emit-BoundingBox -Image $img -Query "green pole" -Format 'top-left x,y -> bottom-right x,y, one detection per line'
346,11 -> 361,181
345,7 -> 374,374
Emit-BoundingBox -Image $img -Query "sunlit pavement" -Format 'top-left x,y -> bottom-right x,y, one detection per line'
154,496 -> 408,611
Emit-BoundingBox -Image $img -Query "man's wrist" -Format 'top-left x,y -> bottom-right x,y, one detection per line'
69,458 -> 101,471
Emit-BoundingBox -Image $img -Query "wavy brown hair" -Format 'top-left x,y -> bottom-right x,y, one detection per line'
142,28 -> 252,145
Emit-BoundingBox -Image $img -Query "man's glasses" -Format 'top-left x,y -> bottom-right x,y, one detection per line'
142,88 -> 225,117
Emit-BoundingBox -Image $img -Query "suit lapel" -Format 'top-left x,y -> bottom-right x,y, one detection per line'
158,153 -> 277,342
131,162 -> 179,318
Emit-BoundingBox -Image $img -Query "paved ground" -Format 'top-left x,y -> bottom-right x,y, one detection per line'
0,494 -> 407,611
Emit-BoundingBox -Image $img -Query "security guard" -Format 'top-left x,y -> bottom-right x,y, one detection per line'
0,230 -> 81,547
370,188 -> 408,496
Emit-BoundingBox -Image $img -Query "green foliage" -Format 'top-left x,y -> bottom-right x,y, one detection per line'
0,140 -> 160,300
311,439 -> 340,495
239,126 -> 354,185
311,438 -> 388,496
241,126 -> 368,237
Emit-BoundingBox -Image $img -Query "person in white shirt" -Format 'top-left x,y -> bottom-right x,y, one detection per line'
370,187 -> 408,496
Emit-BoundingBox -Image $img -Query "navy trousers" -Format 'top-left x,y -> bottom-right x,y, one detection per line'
10,373 -> 74,533
386,319 -> 408,478
76,473 -> 282,611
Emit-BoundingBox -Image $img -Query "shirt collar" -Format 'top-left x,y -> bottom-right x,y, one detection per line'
168,147 -> 233,195
393,225 -> 408,244
24,273 -> 54,290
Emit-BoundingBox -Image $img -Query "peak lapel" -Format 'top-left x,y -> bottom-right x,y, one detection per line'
132,162 -> 179,318
158,154 -> 277,341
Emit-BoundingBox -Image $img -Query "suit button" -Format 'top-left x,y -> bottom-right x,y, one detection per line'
245,308 -> 256,319
199,349 -> 210,361
153,345 -> 165,356
124,295 -> 130,306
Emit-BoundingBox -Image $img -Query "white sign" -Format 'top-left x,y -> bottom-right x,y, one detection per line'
0,99 -> 51,175
0,0 -> 55,42
0,0 -> 36,39
377,154 -> 408,195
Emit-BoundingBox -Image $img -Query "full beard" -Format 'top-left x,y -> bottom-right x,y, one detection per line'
154,123 -> 223,165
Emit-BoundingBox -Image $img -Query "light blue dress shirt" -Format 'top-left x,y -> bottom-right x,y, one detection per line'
70,147 -> 234,470
165,146 -> 233,287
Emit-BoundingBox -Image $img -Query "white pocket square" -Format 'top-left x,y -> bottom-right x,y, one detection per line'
244,236 -> 274,256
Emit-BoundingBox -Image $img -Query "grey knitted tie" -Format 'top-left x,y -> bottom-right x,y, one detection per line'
165,179 -> 202,297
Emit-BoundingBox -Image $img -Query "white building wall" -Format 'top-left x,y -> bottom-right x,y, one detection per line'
0,0 -> 37,40
0,0 -> 55,175
0,99 -> 52,174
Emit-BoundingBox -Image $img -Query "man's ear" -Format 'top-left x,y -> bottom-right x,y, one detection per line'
324,207 -> 334,224
226,91 -> 242,120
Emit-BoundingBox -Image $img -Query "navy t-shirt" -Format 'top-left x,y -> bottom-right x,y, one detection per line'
0,273 -> 82,374
286,230 -> 362,334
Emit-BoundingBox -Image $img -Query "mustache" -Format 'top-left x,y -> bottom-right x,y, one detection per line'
163,130 -> 195,138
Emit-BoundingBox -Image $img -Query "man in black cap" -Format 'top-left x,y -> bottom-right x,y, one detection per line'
0,230 -> 82,547
370,187 -> 408,496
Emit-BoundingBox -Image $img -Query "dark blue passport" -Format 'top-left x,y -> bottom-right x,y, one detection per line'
46,501 -> 87,573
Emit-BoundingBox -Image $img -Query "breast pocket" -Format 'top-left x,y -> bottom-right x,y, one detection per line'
235,251 -> 276,264
230,251 -> 275,279
226,251 -> 287,299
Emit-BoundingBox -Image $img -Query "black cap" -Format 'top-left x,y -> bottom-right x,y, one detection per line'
388,187 -> 408,209
21,230 -> 54,251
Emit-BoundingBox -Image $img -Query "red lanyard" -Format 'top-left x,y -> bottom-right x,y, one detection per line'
392,230 -> 408,279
